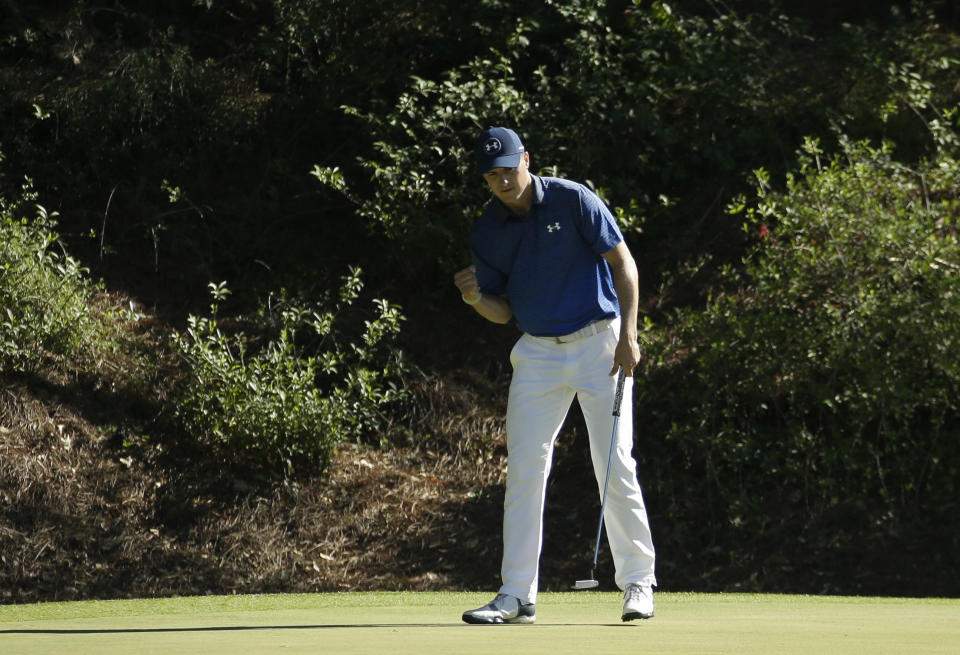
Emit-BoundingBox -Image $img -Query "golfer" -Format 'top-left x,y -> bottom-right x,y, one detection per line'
454,127 -> 656,624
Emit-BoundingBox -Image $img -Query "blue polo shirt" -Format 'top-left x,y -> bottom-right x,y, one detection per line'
470,175 -> 624,337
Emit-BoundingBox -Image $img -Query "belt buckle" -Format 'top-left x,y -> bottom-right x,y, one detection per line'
553,330 -> 573,344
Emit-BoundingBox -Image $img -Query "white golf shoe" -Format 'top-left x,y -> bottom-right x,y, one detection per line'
462,594 -> 536,624
621,583 -> 655,621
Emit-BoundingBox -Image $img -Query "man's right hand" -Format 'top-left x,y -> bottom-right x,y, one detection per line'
454,265 -> 481,302
453,265 -> 513,324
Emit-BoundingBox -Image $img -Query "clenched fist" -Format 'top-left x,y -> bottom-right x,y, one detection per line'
453,265 -> 481,303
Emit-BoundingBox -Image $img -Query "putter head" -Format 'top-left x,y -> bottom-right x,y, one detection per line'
574,579 -> 600,590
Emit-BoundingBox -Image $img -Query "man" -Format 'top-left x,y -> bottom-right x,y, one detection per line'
453,127 -> 657,624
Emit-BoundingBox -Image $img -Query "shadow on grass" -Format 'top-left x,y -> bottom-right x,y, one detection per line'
2,623 -> 636,634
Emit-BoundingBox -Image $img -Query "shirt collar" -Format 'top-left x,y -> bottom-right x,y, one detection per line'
491,174 -> 546,223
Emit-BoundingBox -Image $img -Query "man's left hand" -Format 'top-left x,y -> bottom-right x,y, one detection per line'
611,335 -> 641,377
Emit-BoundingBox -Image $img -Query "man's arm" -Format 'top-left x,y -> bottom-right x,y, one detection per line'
453,265 -> 513,324
601,241 -> 641,376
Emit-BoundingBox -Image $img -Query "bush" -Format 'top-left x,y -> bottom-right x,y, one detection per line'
311,3 -> 960,297
640,129 -> 960,578
311,2 -> 866,285
0,180 -> 102,372
310,45 -> 532,279
172,270 -> 407,478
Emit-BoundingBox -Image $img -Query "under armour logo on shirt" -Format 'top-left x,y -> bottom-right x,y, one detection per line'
546,222 -> 561,232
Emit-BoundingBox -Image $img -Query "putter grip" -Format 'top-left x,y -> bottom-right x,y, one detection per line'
612,369 -> 626,417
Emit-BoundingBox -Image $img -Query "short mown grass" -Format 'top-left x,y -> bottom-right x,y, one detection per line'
2,592 -> 958,655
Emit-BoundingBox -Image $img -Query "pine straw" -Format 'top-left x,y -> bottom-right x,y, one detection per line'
0,298 -> 615,604
0,369 -> 514,603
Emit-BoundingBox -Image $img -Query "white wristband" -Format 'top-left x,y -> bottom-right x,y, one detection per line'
462,292 -> 482,305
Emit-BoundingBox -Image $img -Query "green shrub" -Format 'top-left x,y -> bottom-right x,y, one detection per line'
0,181 -> 101,372
311,45 -> 531,277
640,130 -> 960,555
309,2 -> 854,285
172,270 -> 407,478
311,3 -> 960,294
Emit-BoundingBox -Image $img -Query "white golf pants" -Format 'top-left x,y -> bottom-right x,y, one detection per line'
498,318 -> 657,604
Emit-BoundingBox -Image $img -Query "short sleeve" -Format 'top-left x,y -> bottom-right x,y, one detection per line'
575,187 -> 624,256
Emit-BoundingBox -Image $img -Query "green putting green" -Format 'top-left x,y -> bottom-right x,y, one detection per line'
1,592 -> 958,654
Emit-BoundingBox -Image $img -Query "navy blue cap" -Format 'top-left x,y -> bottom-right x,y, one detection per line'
475,127 -> 525,175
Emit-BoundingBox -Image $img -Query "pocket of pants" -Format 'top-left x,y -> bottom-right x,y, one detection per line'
600,317 -> 621,355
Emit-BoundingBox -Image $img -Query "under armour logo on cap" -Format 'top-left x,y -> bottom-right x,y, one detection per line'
475,127 -> 525,175
484,138 -> 502,154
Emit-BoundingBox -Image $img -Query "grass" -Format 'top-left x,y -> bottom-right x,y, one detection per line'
1,591 -> 958,654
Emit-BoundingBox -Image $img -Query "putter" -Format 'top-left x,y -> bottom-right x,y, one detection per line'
574,368 -> 627,590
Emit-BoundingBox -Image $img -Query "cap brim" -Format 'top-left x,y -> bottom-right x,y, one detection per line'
478,152 -> 523,175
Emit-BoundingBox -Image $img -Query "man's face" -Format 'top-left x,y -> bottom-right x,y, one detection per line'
482,152 -> 532,210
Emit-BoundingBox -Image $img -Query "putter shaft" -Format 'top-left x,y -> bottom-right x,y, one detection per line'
576,369 -> 626,589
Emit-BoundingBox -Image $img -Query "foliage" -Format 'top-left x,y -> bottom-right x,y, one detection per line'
172,270 -> 407,478
311,46 -> 531,275
5,2 -> 954,294
0,180 -> 102,372
831,1 -> 960,159
313,1 -> 873,282
639,126 -> 960,559
2,0 -> 960,595
307,2 -> 960,298
0,0 -> 521,302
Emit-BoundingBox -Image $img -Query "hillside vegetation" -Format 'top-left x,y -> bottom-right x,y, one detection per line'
1,1 -> 959,602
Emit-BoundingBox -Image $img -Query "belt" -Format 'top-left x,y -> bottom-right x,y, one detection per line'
538,318 -> 615,344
